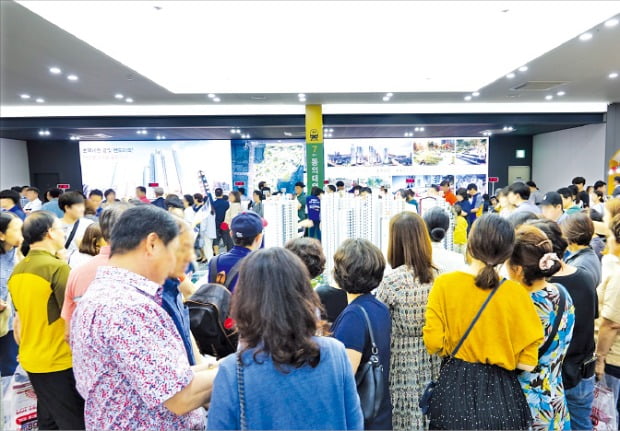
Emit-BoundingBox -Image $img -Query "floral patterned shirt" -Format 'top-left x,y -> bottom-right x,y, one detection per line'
70,266 -> 205,431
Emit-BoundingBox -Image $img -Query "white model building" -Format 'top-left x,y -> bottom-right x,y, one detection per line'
262,199 -> 299,248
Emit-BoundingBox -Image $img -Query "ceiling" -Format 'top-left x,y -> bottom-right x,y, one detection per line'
0,0 -> 619,119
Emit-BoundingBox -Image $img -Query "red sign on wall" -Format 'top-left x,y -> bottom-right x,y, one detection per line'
488,177 -> 499,183
56,184 -> 70,189
148,182 -> 159,187
234,181 -> 245,186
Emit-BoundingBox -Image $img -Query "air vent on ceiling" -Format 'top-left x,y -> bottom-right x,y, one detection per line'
511,81 -> 569,91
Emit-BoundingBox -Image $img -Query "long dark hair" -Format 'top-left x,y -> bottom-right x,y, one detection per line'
232,247 -> 324,371
0,212 -> 17,255
468,214 -> 515,289
388,211 -> 436,284
21,211 -> 56,256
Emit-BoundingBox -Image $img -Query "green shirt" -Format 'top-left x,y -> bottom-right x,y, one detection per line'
297,192 -> 307,221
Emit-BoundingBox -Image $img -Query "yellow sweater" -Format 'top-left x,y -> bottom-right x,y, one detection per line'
423,271 -> 544,370
453,216 -> 468,245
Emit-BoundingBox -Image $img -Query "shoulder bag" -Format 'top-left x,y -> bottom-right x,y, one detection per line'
236,353 -> 247,431
354,305 -> 385,424
64,219 -> 80,250
419,278 -> 505,416
538,283 -> 567,359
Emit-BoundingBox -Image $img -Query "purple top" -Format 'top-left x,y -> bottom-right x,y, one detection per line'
70,266 -> 205,430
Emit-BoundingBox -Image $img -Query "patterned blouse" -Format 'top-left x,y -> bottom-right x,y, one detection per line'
518,284 -> 575,431
71,266 -> 206,430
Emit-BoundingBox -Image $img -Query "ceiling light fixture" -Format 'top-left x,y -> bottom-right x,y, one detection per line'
579,32 -> 593,41
69,135 -> 80,140
298,93 -> 305,98
67,74 -> 79,81
609,72 -> 619,79
386,93 -> 393,97
137,129 -> 148,135
38,129 -> 50,136
605,18 -> 619,27
545,95 -> 553,100
207,93 -> 216,98
506,72 -> 515,79
35,98 -> 45,103
114,93 -> 124,99
518,65 -> 528,72
125,97 -> 134,103
464,95 -> 472,101
20,94 -> 30,99
49,67 -> 62,74
213,97 -> 221,102
472,92 -> 480,97
382,96 -> 390,102
557,91 -> 566,96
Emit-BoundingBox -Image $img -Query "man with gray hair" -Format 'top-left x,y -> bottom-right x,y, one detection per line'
152,187 -> 166,209
61,203 -> 132,335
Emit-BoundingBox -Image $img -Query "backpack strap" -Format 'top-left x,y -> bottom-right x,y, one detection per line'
223,261 -> 243,290
538,284 -> 567,358
64,219 -> 80,250
208,255 -> 220,283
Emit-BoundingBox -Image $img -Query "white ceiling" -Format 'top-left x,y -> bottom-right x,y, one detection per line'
1,0 -> 619,116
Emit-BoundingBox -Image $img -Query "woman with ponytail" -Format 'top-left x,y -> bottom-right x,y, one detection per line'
423,206 -> 466,273
8,211 -> 85,429
507,225 -> 575,430
423,214 -> 544,430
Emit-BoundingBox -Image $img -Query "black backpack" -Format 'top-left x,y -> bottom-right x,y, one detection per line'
186,257 -> 240,359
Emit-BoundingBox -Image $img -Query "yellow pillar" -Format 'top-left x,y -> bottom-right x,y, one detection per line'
305,105 -> 324,189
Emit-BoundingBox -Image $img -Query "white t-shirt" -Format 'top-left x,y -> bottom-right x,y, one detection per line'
61,218 -> 94,254
68,251 -> 95,269
24,199 -> 42,212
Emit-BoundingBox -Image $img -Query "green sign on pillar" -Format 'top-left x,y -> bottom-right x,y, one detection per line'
305,104 -> 324,189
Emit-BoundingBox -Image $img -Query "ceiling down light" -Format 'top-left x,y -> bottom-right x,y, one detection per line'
472,92 -> 480,97
38,129 -> 50,136
114,93 -> 124,99
125,97 -> 134,103
298,93 -> 305,98
506,72 -> 516,79
419,127 -> 425,132
557,91 -> 566,96
67,74 -> 79,81
382,96 -> 390,102
49,67 -> 62,74
35,98 -> 45,103
609,72 -> 619,79
207,93 -> 216,98
213,97 -> 221,102
20,94 -> 30,99
545,95 -> 553,100
464,95 -> 472,101
386,93 -> 393,97
605,18 -> 619,27
69,135 -> 80,140
137,129 -> 147,135
579,32 -> 593,41
518,66 -> 528,72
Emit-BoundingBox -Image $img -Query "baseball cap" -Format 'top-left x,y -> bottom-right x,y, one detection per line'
295,181 -> 305,188
231,212 -> 266,238
540,191 -> 562,207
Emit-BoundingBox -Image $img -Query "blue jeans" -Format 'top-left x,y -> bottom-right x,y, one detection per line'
604,374 -> 620,429
565,376 -> 595,431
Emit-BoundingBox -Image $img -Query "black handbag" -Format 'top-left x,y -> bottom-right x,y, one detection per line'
419,278 -> 505,416
355,305 -> 385,424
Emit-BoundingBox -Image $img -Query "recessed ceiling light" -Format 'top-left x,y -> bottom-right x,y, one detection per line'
557,91 -> 566,96
207,93 -> 216,98
506,72 -> 516,79
49,67 -> 62,74
604,18 -> 619,27
20,94 -> 30,99
419,127 -> 425,132
298,93 -> 305,98
382,96 -> 390,102
38,129 -> 50,136
213,97 -> 221,102
579,32 -> 593,41
464,95 -> 472,101
299,98 -> 306,103
125,97 -> 134,103
472,92 -> 480,97
518,66 -> 528,72
69,135 -> 80,140
609,72 -> 619,79
67,74 -> 79,81
386,93 -> 393,97
230,129 -> 236,134
35,98 -> 45,103
114,93 -> 124,99
545,95 -> 553,100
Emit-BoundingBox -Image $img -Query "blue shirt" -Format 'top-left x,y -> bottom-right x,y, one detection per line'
210,246 -> 252,292
306,195 -> 321,221
331,294 -> 393,430
6,206 -> 26,221
207,336 -> 363,430
41,199 -> 64,218
213,199 -> 230,225
151,197 -> 166,210
0,248 -> 17,329
161,278 -> 196,365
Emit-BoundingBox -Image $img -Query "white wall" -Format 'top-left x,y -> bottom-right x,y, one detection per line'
0,138 -> 30,189
532,124 -> 606,193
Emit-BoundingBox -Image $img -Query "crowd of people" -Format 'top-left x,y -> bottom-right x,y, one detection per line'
0,174 -> 618,431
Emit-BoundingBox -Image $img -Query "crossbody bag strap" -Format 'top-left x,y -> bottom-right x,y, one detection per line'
538,284 -> 567,358
236,353 -> 247,431
64,219 -> 80,250
450,278 -> 506,358
356,305 -> 378,354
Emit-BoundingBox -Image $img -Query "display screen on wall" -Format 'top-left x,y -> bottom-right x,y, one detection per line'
325,137 -> 488,192
79,140 -> 232,198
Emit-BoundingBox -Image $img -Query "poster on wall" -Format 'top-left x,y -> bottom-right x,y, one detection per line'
247,140 -> 305,194
79,140 -> 232,198
325,137 -> 488,194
